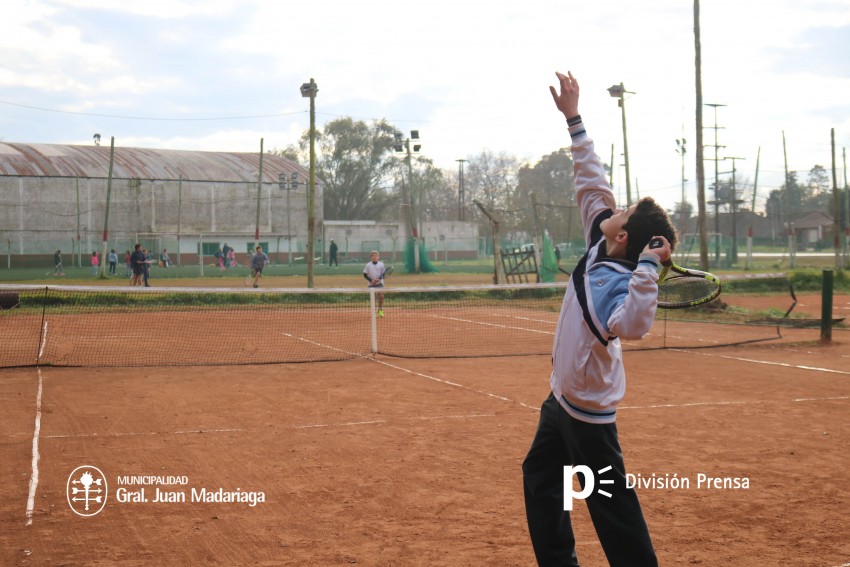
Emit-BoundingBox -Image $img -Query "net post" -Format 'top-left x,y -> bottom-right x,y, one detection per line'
821,269 -> 834,342
369,289 -> 378,354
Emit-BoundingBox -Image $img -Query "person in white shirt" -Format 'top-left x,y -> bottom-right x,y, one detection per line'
362,251 -> 386,317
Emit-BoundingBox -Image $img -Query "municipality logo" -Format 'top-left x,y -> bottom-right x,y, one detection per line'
67,465 -> 108,517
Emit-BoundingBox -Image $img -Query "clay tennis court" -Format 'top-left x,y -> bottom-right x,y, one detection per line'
1,293 -> 848,565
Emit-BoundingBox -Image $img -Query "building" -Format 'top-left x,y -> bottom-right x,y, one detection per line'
0,142 -> 317,267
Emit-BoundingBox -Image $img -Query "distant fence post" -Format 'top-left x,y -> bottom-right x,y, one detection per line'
820,269 -> 834,342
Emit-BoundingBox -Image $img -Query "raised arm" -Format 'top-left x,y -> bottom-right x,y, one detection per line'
550,70 -> 616,244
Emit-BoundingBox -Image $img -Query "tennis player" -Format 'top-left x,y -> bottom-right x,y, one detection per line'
129,244 -> 146,286
522,70 -> 676,566
250,245 -> 269,288
363,251 -> 385,317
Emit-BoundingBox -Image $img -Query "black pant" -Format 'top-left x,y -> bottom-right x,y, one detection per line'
522,393 -> 656,566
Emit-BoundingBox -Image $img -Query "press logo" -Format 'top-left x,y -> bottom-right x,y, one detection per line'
563,465 -> 614,510
67,465 -> 108,517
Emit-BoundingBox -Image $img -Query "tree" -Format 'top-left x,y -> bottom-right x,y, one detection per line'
415,158 -> 453,222
806,165 -> 830,196
464,150 -> 521,238
805,164 -> 831,209
288,117 -> 400,220
782,171 -> 805,218
514,149 -> 577,243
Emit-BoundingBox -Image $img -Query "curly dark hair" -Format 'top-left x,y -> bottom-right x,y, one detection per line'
622,197 -> 678,263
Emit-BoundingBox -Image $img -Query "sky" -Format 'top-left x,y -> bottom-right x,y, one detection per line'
1,0 -> 849,218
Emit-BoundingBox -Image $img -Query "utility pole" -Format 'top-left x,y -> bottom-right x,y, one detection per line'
782,131 -> 796,268
841,148 -> 850,268
676,138 -> 687,244
746,147 -> 760,269
694,0 -> 709,270
725,156 -> 746,264
705,103 -> 726,266
832,128 -> 841,269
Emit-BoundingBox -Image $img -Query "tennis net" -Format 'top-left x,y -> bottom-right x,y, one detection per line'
0,276 -> 807,368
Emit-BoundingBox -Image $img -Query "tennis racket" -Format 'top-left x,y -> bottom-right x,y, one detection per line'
649,238 -> 721,309
381,265 -> 393,278
243,270 -> 256,287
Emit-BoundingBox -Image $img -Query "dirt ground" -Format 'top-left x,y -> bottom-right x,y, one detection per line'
1,333 -> 849,566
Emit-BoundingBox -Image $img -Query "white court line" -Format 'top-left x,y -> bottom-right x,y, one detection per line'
282,332 -> 539,410
44,414 -> 495,438
44,428 -> 244,439
293,420 -> 384,429
492,313 -> 558,325
429,315 -> 555,336
25,368 -> 43,526
38,320 -> 48,359
672,349 -> 850,376
621,396 -> 849,410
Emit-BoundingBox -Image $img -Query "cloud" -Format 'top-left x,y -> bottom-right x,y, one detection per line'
771,25 -> 850,76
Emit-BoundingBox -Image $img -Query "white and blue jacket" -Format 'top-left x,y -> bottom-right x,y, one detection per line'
550,118 -> 660,424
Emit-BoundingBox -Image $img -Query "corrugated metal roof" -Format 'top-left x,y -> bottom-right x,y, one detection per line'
0,142 -> 311,184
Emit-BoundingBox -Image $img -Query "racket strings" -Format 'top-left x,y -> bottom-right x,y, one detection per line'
658,275 -> 720,306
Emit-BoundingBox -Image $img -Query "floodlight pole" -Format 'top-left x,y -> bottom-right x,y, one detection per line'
254,138 -> 264,253
301,78 -> 318,288
608,83 -> 633,207
99,136 -> 115,278
76,176 -> 81,268
406,138 -> 421,273
395,130 -> 421,272
456,159 -> 467,221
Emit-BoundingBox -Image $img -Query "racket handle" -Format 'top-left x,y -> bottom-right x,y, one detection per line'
648,238 -> 672,267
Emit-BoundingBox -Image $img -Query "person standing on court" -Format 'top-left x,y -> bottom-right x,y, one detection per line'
129,244 -> 145,286
363,251 -> 385,317
522,70 -> 676,566
142,247 -> 152,286
329,239 -> 339,267
222,242 -> 232,267
53,250 -> 64,276
90,251 -> 99,276
108,248 -> 118,275
249,245 -> 269,288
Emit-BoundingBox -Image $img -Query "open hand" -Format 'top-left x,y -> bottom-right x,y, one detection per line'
549,71 -> 579,118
